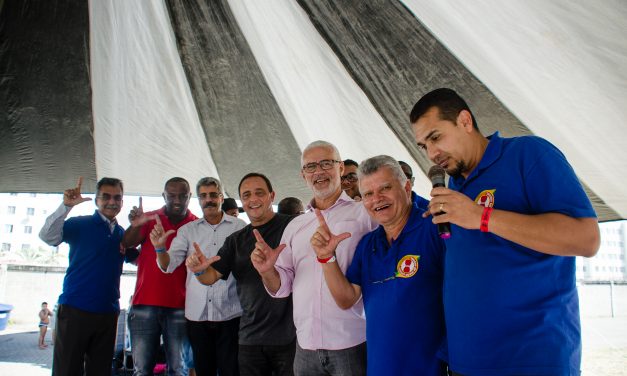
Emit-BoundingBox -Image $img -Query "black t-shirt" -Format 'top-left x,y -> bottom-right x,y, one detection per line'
213,213 -> 296,346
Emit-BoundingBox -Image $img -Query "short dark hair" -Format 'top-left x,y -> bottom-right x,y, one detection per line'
343,159 -> 359,168
164,177 -> 190,191
96,177 -> 123,195
397,160 -> 413,178
278,197 -> 304,215
42,302 -> 47,305
409,88 -> 478,130
238,173 -> 273,196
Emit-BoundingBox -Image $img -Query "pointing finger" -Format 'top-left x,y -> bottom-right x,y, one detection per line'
77,176 -> 83,191
139,196 -> 143,210
253,229 -> 266,245
155,215 -> 163,228
314,209 -> 330,232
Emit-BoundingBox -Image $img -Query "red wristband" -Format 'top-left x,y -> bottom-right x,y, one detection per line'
317,255 -> 336,264
480,207 -> 493,232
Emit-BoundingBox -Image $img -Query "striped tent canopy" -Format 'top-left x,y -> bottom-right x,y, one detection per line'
1,0 -> 626,221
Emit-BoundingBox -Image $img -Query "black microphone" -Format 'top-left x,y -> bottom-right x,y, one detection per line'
427,165 -> 451,239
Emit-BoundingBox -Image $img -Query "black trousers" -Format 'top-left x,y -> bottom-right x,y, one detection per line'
238,340 -> 296,376
52,304 -> 119,376
187,317 -> 240,376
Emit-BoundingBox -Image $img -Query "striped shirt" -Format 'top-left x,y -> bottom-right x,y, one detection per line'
162,213 -> 246,321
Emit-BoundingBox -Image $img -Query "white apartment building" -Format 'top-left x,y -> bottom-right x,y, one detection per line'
576,220 -> 627,281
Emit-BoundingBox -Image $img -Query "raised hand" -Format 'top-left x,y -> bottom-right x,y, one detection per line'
149,216 -> 175,250
63,177 -> 92,207
310,209 -> 351,259
250,229 -> 286,274
185,242 -> 221,274
128,197 -> 155,227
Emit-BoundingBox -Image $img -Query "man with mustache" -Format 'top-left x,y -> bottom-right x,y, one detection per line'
185,172 -> 297,376
150,177 -> 245,376
411,88 -> 600,375
122,177 -> 197,375
40,177 -> 126,376
251,141 -> 376,376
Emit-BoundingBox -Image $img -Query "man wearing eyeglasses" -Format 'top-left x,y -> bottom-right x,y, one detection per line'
121,177 -> 197,376
251,140 -> 376,376
40,177 -> 127,376
341,159 -> 361,200
151,177 -> 245,376
311,155 -> 447,376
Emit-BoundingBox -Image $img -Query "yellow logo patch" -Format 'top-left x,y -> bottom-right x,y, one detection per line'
396,255 -> 420,278
475,189 -> 496,208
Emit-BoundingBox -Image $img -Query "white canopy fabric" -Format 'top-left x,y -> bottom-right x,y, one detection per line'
1,0 -> 626,221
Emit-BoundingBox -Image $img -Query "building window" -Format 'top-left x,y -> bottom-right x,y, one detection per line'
4,224 -> 13,233
1,243 -> 10,252
26,207 -> 35,216
24,226 -> 32,234
21,244 -> 30,251
7,206 -> 16,215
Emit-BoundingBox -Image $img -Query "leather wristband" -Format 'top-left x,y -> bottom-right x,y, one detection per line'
480,207 -> 493,232
317,255 -> 337,264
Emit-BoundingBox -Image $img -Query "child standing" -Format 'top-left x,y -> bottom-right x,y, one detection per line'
38,302 -> 53,349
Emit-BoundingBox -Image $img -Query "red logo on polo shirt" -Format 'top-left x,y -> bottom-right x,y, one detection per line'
475,189 -> 495,208
396,255 -> 420,278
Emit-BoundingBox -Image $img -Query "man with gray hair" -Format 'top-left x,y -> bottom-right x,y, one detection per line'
251,140 -> 376,375
151,177 -> 246,376
311,155 -> 447,376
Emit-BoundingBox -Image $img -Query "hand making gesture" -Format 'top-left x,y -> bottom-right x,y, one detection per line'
128,197 -> 155,228
63,177 -> 92,207
250,229 -> 286,274
310,209 -> 351,260
185,242 -> 221,274
149,216 -> 175,250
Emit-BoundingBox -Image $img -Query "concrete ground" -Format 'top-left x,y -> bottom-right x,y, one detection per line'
1,317 -> 627,375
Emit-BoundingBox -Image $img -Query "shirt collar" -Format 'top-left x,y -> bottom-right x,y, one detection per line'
200,211 -> 233,226
306,190 -> 354,211
451,131 -> 503,188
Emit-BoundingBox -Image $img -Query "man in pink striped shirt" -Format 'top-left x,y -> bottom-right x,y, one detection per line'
251,140 -> 376,376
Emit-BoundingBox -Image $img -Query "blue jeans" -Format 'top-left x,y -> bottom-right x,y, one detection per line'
293,342 -> 366,376
128,305 -> 187,376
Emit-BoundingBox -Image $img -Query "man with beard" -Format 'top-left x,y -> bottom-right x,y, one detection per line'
185,173 -> 297,376
411,88 -> 600,375
122,177 -> 197,375
251,141 -> 376,376
311,155 -> 446,376
40,177 -> 126,376
341,159 -> 360,200
151,177 -> 245,376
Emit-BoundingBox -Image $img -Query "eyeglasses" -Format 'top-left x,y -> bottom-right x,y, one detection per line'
198,192 -> 222,200
302,159 -> 340,173
97,194 -> 123,202
341,173 -> 358,183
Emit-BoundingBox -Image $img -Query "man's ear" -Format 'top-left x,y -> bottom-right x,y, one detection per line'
457,110 -> 474,133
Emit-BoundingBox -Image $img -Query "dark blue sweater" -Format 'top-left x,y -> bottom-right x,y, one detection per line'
58,211 -> 125,313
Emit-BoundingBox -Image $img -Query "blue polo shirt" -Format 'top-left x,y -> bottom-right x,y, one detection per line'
59,211 -> 125,313
346,194 -> 446,376
445,132 -> 596,375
